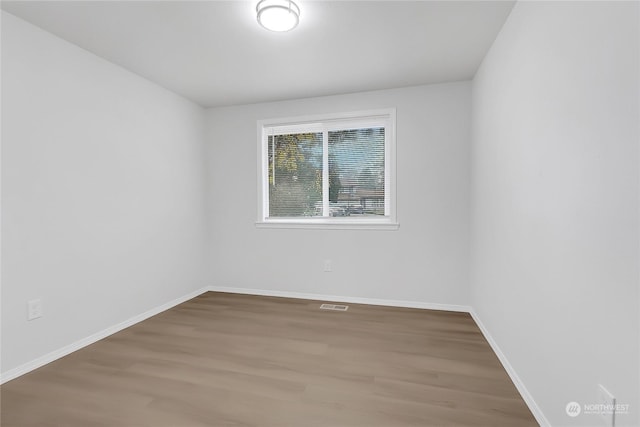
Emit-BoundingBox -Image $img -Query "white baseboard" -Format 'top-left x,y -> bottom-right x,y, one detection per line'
0,286 -> 210,385
470,309 -> 550,427
1,284 -> 549,427
207,285 -> 472,313
209,286 -> 548,426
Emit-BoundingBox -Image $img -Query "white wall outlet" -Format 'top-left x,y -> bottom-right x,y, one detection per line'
27,299 -> 43,321
323,259 -> 332,272
597,384 -> 616,427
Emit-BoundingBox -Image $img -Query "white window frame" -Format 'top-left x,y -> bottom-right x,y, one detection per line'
256,109 -> 398,230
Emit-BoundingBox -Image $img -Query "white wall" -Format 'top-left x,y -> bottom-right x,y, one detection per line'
206,83 -> 471,307
1,12 -> 208,376
471,2 -> 639,426
7,4 -> 638,425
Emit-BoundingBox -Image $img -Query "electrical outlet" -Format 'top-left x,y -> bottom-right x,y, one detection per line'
597,384 -> 616,427
27,299 -> 43,321
323,259 -> 332,272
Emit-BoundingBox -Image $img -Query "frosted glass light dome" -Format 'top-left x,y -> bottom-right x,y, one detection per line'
256,0 -> 300,32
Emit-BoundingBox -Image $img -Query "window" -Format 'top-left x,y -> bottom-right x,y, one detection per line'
257,109 -> 397,229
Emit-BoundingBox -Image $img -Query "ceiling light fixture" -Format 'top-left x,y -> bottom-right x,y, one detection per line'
256,0 -> 300,32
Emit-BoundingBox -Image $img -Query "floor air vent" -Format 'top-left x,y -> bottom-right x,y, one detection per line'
320,303 -> 349,311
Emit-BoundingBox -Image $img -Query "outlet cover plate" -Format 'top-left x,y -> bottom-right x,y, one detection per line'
27,299 -> 43,321
597,384 -> 616,427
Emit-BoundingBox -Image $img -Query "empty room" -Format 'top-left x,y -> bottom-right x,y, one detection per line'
1,1 -> 638,426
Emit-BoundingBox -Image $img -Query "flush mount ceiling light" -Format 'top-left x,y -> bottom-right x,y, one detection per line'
256,0 -> 300,32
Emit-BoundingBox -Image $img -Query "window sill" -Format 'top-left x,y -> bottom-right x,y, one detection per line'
255,219 -> 400,231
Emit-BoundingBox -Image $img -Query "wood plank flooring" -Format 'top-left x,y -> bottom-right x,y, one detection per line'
1,292 -> 538,426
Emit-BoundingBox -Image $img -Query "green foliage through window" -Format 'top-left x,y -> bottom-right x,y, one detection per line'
268,127 -> 385,218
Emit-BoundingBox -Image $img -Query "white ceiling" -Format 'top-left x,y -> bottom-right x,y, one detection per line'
1,1 -> 515,108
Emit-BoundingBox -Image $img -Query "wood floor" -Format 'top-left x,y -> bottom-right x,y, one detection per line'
1,292 -> 537,426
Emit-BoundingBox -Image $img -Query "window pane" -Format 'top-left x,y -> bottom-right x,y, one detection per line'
328,128 -> 385,216
268,132 -> 323,217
